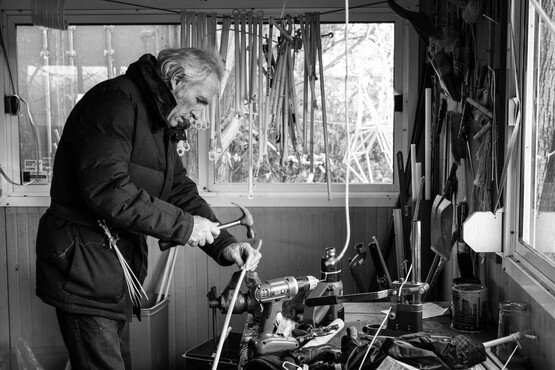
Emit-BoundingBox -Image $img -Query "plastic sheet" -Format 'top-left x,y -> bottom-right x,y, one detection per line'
16,338 -> 45,370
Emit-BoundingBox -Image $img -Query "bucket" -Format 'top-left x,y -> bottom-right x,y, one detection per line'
451,284 -> 487,332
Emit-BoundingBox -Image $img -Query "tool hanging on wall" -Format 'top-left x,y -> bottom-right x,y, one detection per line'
182,11 -> 334,197
368,236 -> 393,290
179,11 -> 220,156
255,13 -> 265,170
349,242 -> 368,293
246,11 -> 256,198
425,163 -> 456,298
451,21 -> 479,282
450,110 -> 476,283
314,13 -> 332,198
396,151 -> 411,276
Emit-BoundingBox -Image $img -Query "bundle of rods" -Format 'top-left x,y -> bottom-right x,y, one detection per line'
180,10 -> 332,197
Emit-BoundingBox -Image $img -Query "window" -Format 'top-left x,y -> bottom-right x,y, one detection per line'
514,0 -> 555,289
16,25 -> 188,184
1,8 -> 409,207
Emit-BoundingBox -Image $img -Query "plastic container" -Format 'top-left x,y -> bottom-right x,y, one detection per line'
129,296 -> 169,370
496,301 -> 527,362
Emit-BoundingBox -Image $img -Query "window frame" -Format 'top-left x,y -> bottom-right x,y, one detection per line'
0,6 -> 416,208
504,0 -> 555,314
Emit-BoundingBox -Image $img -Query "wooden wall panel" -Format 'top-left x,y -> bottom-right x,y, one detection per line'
1,205 -> 393,369
3,206 -> 555,369
2,207 -> 67,370
0,208 -> 9,368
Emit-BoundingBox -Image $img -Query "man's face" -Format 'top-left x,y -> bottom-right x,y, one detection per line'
167,72 -> 219,128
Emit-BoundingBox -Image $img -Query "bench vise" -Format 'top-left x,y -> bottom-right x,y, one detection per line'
207,272 -> 319,357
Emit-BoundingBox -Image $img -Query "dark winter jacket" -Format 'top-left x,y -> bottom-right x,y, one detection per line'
35,54 -> 236,321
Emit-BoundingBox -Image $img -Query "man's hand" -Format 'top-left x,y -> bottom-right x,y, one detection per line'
188,215 -> 220,247
222,242 -> 262,271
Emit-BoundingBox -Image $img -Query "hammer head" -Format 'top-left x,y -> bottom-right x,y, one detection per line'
232,202 -> 255,238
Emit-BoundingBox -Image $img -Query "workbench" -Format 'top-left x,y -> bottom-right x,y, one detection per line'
185,301 -> 528,369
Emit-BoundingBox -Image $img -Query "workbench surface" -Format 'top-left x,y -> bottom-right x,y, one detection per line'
334,302 -> 528,369
343,301 -> 495,343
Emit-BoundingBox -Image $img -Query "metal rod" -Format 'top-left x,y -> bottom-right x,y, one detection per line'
233,11 -> 242,115
211,240 -> 262,370
393,209 -> 406,279
256,14 -> 265,173
411,220 -> 422,295
240,10 -> 248,105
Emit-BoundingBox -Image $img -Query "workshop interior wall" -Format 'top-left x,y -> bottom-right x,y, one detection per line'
0,205 -> 394,369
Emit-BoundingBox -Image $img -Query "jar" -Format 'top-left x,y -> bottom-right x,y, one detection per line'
496,301 -> 528,362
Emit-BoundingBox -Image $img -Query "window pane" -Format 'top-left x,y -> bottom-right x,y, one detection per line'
14,25 -> 199,184
521,2 -> 555,268
214,22 -> 395,185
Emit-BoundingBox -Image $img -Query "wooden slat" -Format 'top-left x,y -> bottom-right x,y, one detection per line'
6,207 -> 21,347
0,208 -> 9,362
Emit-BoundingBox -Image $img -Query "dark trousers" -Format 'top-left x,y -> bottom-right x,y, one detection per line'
56,309 -> 132,370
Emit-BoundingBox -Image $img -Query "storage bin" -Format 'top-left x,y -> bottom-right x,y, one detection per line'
130,295 -> 169,370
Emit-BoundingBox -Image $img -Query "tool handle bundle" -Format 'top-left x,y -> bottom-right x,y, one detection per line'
180,11 -> 332,195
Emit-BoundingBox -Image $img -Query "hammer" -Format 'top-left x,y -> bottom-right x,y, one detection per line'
218,202 -> 255,239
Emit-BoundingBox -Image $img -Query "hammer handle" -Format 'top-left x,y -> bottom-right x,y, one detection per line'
218,220 -> 241,229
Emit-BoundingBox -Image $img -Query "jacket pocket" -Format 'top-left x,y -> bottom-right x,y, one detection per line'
36,213 -> 76,265
63,224 -> 125,302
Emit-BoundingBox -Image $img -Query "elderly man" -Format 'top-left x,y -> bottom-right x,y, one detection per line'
35,48 -> 261,370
